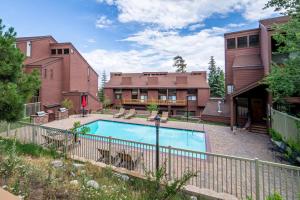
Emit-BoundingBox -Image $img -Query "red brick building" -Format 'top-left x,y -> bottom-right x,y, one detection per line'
203,16 -> 289,133
104,71 -> 210,117
16,36 -> 101,114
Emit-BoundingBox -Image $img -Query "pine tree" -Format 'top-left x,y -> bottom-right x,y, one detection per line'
0,19 -> 41,122
208,56 -> 225,97
98,70 -> 107,103
173,56 -> 187,72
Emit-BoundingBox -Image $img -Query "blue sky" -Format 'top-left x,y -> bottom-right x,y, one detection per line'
0,0 -> 278,75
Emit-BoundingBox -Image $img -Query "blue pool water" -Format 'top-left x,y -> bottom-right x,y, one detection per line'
79,120 -> 206,152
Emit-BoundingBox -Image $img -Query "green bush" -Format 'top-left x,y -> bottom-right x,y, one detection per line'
269,129 -> 282,141
266,192 -> 283,200
147,103 -> 158,112
61,98 -> 74,110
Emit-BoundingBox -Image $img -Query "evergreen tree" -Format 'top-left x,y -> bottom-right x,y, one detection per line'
173,56 -> 187,72
0,19 -> 41,122
208,56 -> 225,97
98,70 -> 107,103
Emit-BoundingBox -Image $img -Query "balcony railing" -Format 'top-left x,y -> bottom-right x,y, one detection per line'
122,99 -> 186,106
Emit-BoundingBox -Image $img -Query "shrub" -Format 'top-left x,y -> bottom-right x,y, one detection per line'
269,129 -> 282,141
61,98 -> 73,110
147,103 -> 158,112
266,192 -> 283,200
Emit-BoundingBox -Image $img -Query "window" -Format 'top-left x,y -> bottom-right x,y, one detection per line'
50,69 -> 54,79
226,38 -> 236,49
44,69 -> 47,79
51,49 -> 56,55
140,89 -> 148,94
114,89 -> 122,94
115,94 -> 122,100
57,49 -> 62,54
168,89 -> 176,102
26,41 -> 31,57
188,96 -> 197,101
227,85 -> 234,94
249,35 -> 259,47
64,48 -> 69,54
158,89 -> 167,101
140,95 -> 148,102
237,36 -> 248,48
132,89 -> 138,99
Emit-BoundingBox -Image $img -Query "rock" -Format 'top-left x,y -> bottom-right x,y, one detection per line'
70,180 -> 79,186
73,163 -> 85,169
87,180 -> 99,189
51,160 -> 63,168
120,175 -> 129,181
2,185 -> 7,189
190,196 -> 197,200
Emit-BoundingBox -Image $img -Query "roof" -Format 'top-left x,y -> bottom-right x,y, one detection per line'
25,57 -> 63,67
224,28 -> 260,37
16,35 -> 57,43
105,71 -> 209,89
231,81 -> 262,97
232,54 -> 262,68
260,16 -> 289,27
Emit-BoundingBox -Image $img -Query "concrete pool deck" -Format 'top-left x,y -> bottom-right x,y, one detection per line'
44,114 -> 274,161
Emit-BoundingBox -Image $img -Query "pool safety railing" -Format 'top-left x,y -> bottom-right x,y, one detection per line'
1,122 -> 300,200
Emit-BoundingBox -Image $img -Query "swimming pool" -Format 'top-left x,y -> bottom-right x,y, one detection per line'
79,120 -> 206,152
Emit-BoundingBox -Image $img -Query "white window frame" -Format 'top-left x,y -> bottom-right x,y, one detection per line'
26,41 -> 31,57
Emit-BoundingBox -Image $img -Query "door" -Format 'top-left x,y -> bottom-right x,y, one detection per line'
250,98 -> 265,123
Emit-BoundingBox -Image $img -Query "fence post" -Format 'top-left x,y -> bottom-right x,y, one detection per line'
108,136 -> 112,165
32,124 -> 36,144
64,130 -> 68,158
168,146 -> 172,180
6,123 -> 10,137
255,158 -> 260,200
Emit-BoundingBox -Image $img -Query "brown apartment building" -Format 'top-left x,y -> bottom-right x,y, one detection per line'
16,36 -> 101,114
104,71 -> 210,117
203,16 -> 290,133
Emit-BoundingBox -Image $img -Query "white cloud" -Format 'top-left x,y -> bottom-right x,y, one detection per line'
98,0 -> 277,29
87,38 -> 96,43
95,16 -> 113,28
188,23 -> 205,31
83,26 -> 225,76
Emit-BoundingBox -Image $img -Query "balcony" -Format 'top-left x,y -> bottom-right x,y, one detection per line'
122,99 -> 187,106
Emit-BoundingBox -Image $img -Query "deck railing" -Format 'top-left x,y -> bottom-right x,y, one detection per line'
122,99 -> 187,106
1,122 -> 300,200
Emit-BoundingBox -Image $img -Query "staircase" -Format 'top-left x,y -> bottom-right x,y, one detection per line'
249,124 -> 268,134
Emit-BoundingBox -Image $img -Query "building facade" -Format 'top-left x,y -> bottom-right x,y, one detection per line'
204,16 -> 289,132
17,36 -> 101,114
104,71 -> 210,117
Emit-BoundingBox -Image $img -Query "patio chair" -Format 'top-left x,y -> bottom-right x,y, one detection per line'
147,111 -> 158,121
115,150 -> 143,170
113,108 -> 126,118
161,111 -> 169,123
124,109 -> 136,119
96,148 -> 116,164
